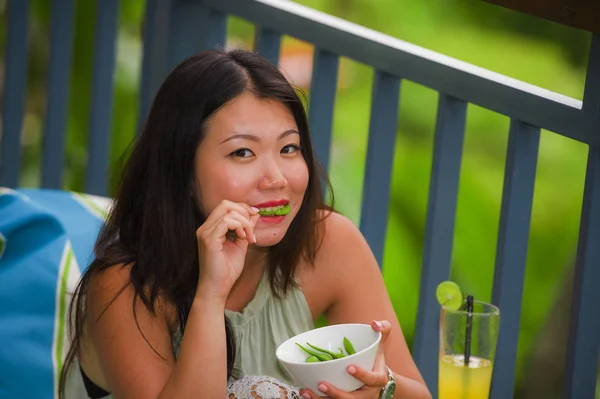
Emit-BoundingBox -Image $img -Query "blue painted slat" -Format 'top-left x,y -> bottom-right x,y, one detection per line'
359,71 -> 400,267
205,9 -> 227,51
254,27 -> 281,67
582,35 -> 600,116
563,34 -> 600,399
489,120 -> 540,399
563,146 -> 600,399
140,1 -> 226,133
168,1 -> 227,71
84,0 -> 120,196
138,0 -> 161,133
41,0 -> 76,189
307,49 -> 339,174
0,0 -> 29,188
168,0 -> 208,71
413,93 -> 467,394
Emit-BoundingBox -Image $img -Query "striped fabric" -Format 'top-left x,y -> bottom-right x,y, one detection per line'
0,188 -> 111,399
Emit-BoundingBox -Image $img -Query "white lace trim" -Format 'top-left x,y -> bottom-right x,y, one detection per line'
227,375 -> 301,399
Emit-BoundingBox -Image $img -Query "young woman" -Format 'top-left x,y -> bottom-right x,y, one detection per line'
60,49 -> 431,399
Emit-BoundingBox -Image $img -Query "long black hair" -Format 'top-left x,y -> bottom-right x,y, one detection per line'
59,48 -> 333,395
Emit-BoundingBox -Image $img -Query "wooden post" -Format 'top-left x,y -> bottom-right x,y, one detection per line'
481,0 -> 600,34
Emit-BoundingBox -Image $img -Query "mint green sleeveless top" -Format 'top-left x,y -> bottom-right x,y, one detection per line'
170,271 -> 314,385
224,272 -> 315,384
66,272 -> 313,398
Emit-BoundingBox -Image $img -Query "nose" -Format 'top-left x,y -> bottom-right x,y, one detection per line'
257,158 -> 288,191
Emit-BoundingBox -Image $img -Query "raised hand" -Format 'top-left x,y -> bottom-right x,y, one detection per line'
299,320 -> 393,399
195,200 -> 261,300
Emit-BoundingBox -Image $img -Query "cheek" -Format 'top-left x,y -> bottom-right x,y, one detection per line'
289,162 -> 309,195
197,167 -> 256,210
225,177 -> 256,197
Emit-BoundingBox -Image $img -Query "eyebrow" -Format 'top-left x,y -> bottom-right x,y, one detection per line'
219,129 -> 299,144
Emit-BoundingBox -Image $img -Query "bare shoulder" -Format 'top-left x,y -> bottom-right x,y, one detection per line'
86,263 -> 177,330
323,211 -> 363,240
315,210 -> 378,274
298,211 -> 380,319
80,263 -> 177,396
86,263 -> 132,312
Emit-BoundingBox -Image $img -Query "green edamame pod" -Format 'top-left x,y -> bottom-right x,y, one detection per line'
296,343 -> 333,361
305,355 -> 320,363
343,337 -> 356,355
307,342 -> 346,359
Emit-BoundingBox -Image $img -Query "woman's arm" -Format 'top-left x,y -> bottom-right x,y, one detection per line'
88,201 -> 258,399
87,266 -> 229,399
159,291 -> 229,398
313,212 -> 431,398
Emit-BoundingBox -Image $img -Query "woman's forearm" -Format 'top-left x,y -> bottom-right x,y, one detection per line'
158,294 -> 228,398
393,372 -> 432,399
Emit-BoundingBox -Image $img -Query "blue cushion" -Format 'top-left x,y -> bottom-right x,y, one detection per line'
0,188 -> 111,399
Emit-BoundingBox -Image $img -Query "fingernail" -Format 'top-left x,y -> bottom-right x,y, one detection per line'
347,366 -> 356,374
253,234 -> 257,243
242,231 -> 247,238
318,384 -> 328,393
301,394 -> 311,399
251,207 -> 260,213
374,320 -> 383,329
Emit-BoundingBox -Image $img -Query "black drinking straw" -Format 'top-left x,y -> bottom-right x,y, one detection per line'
464,295 -> 474,366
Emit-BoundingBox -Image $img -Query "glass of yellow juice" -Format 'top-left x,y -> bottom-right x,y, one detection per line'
439,301 -> 500,399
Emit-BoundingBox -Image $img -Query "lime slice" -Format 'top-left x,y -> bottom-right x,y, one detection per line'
436,281 -> 464,310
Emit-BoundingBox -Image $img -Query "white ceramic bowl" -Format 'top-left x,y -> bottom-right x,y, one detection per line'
276,323 -> 382,393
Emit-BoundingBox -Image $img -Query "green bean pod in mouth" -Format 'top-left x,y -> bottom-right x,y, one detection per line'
258,203 -> 290,216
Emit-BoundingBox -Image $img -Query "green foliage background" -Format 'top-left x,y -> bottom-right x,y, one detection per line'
1,0 -> 595,397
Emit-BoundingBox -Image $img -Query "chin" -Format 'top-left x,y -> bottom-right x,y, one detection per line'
254,228 -> 287,247
254,217 -> 293,247
254,235 -> 285,247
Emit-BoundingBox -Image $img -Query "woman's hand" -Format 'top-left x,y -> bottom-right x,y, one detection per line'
195,200 -> 260,300
299,320 -> 393,399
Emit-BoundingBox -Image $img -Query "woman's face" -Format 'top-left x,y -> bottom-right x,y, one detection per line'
195,92 -> 309,247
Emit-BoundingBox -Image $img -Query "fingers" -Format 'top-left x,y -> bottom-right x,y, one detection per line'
197,213 -> 249,246
346,364 -> 389,388
222,212 -> 257,243
372,320 -> 391,355
203,200 -> 258,226
196,200 -> 259,245
249,213 -> 261,228
306,382 -> 376,399
371,320 -> 392,345
214,215 -> 251,243
371,320 -> 391,371
297,389 -> 323,399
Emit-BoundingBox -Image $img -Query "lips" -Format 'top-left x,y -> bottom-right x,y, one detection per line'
254,199 -> 289,208
253,200 -> 290,217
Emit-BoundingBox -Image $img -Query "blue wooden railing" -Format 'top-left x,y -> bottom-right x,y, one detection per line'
1,0 -> 599,398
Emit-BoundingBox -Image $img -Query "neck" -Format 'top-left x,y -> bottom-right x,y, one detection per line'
241,245 -> 269,278
227,246 -> 268,298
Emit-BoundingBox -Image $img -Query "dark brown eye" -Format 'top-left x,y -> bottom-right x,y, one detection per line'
230,148 -> 253,158
281,144 -> 301,154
